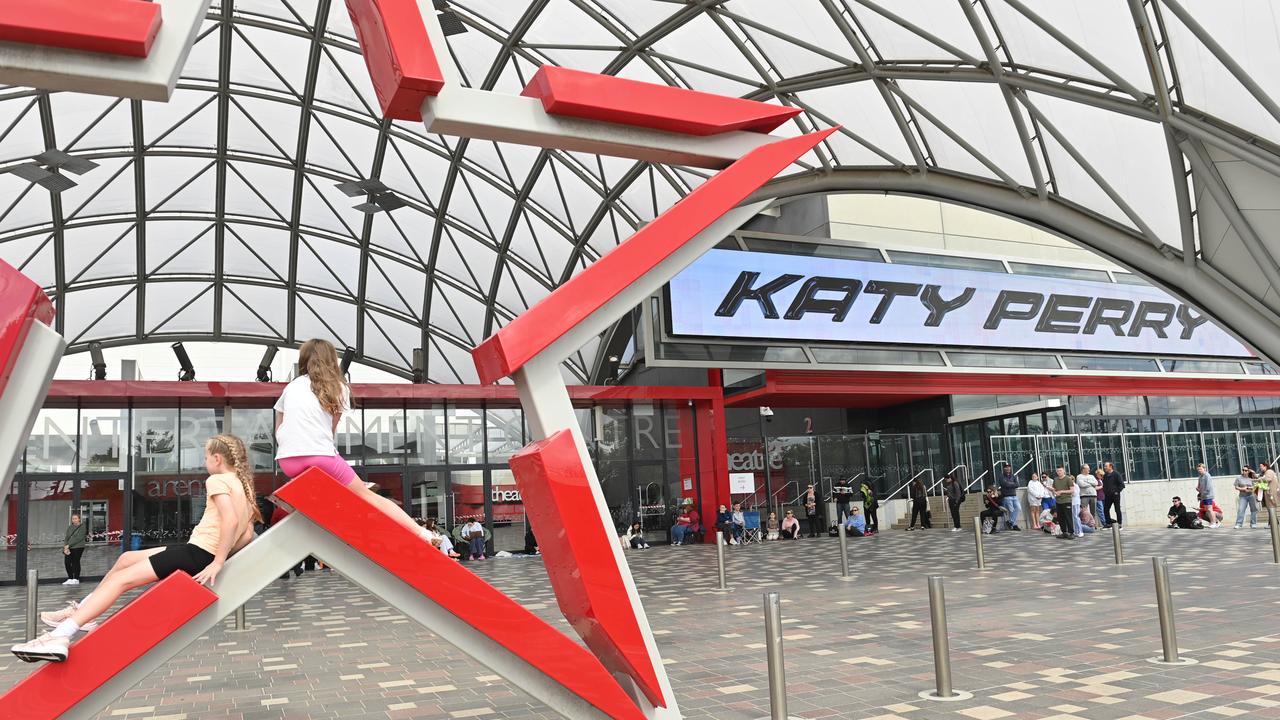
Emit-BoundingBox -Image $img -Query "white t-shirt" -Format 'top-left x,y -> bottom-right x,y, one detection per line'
274,375 -> 350,459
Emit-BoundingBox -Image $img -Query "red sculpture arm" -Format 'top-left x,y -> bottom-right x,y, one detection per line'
0,260 -> 55,401
471,128 -> 834,384
0,0 -> 162,58
0,574 -> 216,719
522,65 -> 802,135
344,0 -> 446,121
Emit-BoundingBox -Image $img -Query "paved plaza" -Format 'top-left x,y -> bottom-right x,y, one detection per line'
2,527 -> 1279,719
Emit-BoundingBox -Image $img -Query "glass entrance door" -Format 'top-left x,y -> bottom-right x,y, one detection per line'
408,469 -> 448,522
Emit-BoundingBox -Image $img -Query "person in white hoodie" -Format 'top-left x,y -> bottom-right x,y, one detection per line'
1025,473 -> 1047,530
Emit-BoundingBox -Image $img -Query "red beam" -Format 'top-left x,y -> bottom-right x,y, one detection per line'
510,432 -> 666,708
274,469 -> 647,720
0,574 -> 216,719
472,129 -> 835,385
344,0 -> 445,120
521,65 -> 802,135
0,0 -> 162,58
724,369 -> 1280,407
0,260 -> 54,402
45,380 -> 720,405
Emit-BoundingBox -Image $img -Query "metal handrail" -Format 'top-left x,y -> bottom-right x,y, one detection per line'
980,458 -> 1035,492
966,469 -> 989,492
928,465 -> 964,495
769,481 -> 798,508
885,468 -> 933,501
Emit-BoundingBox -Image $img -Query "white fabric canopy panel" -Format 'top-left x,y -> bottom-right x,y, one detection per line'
3,0 -> 1280,380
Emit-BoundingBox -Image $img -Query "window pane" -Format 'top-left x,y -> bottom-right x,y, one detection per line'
1007,261 -> 1111,282
1165,433 -> 1201,479
407,406 -> 446,465
80,408 -> 127,473
485,408 -> 523,463
1068,396 -> 1102,417
448,406 -> 484,465
229,407 -> 276,472
1203,432 -> 1240,477
133,408 -> 179,475
77,478 -> 125,577
631,404 -> 662,462
1161,359 -> 1245,374
336,410 -> 363,466
1124,433 -> 1165,481
363,407 -> 406,465
26,408 -> 79,473
1062,356 -> 1160,372
179,408 -> 225,473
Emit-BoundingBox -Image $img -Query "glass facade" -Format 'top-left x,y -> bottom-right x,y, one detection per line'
3,398 -> 708,582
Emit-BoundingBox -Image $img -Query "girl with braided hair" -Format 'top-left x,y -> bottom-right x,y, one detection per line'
11,434 -> 260,663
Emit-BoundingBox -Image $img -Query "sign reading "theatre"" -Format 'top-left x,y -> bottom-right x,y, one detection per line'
668,249 -> 1252,357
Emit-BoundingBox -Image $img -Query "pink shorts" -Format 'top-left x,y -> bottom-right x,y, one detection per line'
278,454 -> 359,486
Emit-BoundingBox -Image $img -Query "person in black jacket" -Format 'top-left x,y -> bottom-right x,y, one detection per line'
996,465 -> 1021,531
907,477 -> 929,530
1167,496 -> 1200,529
980,486 -> 1006,533
1102,462 -> 1125,529
943,474 -> 965,531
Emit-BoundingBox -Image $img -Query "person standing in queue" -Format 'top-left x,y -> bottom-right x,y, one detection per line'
943,473 -> 965,531
860,478 -> 879,534
802,485 -> 820,538
1052,466 -> 1076,539
62,513 -> 87,586
1102,461 -> 1125,529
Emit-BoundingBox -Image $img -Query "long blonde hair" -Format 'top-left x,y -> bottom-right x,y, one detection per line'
206,434 -> 263,524
297,338 -> 348,415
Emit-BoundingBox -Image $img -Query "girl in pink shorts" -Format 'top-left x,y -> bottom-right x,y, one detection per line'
275,339 -> 434,543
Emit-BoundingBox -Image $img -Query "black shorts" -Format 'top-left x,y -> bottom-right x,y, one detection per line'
148,544 -> 215,580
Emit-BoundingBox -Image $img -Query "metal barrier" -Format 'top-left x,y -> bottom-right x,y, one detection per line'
1149,556 -> 1195,665
1111,523 -> 1124,565
762,592 -> 788,720
25,569 -> 37,641
973,516 -> 986,569
716,531 -> 727,590
1270,508 -> 1280,565
917,575 -> 971,702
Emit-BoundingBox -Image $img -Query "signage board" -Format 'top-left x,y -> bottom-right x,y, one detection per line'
667,249 -> 1253,358
728,472 -> 755,494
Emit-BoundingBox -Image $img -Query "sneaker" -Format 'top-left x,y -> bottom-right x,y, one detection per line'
1235,524 -> 1244,529
61,579 -> 75,585
11,632 -> 69,663
41,601 -> 78,628
1210,523 -> 1222,529
1251,524 -> 1259,529
951,527 -> 960,532
1012,525 -> 1022,531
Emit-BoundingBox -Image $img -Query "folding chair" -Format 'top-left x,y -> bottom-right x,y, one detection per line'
742,511 -> 762,544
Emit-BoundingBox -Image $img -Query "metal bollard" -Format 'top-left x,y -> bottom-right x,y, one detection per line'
716,531 -> 727,590
1150,556 -> 1189,664
927,576 -> 952,698
762,592 -> 788,720
1270,508 -> 1280,565
1111,523 -> 1124,565
25,569 -> 37,641
973,516 -> 985,569
235,604 -> 247,631
837,514 -> 850,578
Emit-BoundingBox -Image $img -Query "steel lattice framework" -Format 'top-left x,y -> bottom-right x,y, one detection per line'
3,0 -> 1280,381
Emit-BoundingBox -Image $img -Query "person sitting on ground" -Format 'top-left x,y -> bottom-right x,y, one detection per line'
980,485 -> 1006,534
1167,496 -> 1201,529
461,518 -> 487,560
421,518 -> 460,558
730,503 -> 746,544
625,522 -> 650,549
715,504 -> 734,544
1077,501 -> 1097,534
780,509 -> 800,540
13,434 -> 259,663
844,506 -> 867,537
1039,507 -> 1059,536
766,510 -> 780,540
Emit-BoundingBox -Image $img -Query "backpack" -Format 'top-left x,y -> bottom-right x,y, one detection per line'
981,517 -> 995,534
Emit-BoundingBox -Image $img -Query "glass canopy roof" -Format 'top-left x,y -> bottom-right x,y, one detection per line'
1,0 -> 1277,383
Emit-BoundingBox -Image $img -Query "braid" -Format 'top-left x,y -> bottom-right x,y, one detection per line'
208,434 -> 262,524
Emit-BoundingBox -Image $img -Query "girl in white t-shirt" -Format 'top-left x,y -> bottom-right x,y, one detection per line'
12,435 -> 259,663
275,339 -> 432,542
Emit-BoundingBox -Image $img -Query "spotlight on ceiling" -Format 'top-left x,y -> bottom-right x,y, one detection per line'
257,345 -> 278,383
88,341 -> 106,381
340,347 -> 356,376
412,348 -> 424,384
172,342 -> 195,382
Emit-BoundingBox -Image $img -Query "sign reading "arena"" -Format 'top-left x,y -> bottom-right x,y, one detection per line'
668,249 -> 1252,358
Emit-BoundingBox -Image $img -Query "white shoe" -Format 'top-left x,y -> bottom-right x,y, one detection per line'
61,579 -> 75,585
951,527 -> 960,532
41,601 -> 98,632
1235,525 -> 1244,529
68,579 -> 79,585
1251,524 -> 1259,529
1211,523 -> 1222,528
11,632 -> 69,663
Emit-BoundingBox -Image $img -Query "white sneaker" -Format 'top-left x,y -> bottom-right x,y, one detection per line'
951,527 -> 960,532
68,579 -> 79,585
1251,524 -> 1259,529
41,601 -> 98,632
1235,525 -> 1244,529
61,579 -> 75,585
1211,523 -> 1222,528
11,632 -> 69,663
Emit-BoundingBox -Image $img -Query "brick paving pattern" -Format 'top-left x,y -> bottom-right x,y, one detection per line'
1,526 -> 1278,719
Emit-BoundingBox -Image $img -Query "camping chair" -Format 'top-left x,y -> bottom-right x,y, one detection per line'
742,511 -> 762,544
